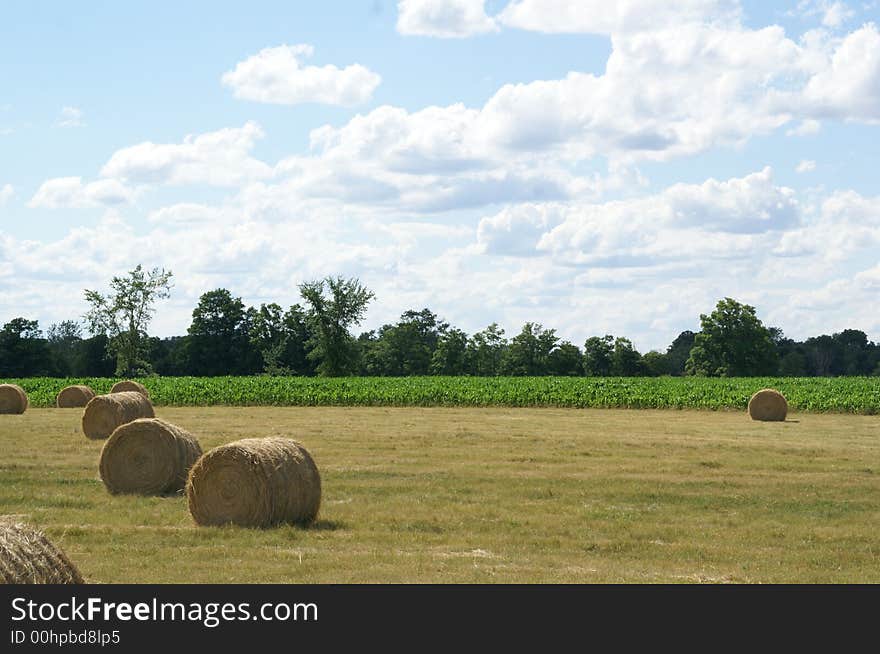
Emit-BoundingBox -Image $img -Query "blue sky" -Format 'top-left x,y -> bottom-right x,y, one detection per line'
2,0 -> 880,351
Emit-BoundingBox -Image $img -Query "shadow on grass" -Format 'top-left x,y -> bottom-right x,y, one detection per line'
308,519 -> 347,531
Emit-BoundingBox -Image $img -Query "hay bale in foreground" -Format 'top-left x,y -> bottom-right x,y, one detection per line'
748,388 -> 788,422
56,384 -> 96,408
0,384 -> 28,415
186,437 -> 321,528
0,520 -> 83,584
100,418 -> 202,495
110,380 -> 150,398
81,391 -> 155,440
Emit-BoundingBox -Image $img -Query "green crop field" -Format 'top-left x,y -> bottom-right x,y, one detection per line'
4,376 -> 880,413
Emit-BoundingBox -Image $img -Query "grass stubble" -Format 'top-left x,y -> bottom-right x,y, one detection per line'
1,406 -> 878,584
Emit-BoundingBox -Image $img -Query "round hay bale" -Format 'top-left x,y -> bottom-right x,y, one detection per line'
748,388 -> 788,422
100,418 -> 202,495
110,379 -> 150,398
56,384 -> 96,408
0,384 -> 28,414
186,437 -> 321,528
0,520 -> 83,584
81,391 -> 155,440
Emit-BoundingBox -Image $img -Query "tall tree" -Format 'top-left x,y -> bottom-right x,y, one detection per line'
431,327 -> 469,375
371,309 -> 448,376
83,265 -> 173,376
685,298 -> 778,376
547,341 -> 584,376
187,288 -> 256,376
583,335 -> 614,376
611,337 -> 646,376
299,276 -> 374,376
47,320 -> 83,376
0,318 -> 53,376
501,323 -> 558,376
76,334 -> 117,376
466,323 -> 507,376
665,330 -> 696,375
250,303 -> 313,375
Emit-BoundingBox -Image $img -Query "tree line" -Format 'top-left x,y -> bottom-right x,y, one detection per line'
1,267 -> 879,378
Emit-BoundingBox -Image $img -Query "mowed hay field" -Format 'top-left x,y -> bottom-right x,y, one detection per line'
2,406 -> 879,583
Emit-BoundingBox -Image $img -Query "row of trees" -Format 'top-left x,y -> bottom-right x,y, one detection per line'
1,267 -> 879,378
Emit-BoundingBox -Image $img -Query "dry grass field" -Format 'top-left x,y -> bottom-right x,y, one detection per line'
2,406 -> 879,583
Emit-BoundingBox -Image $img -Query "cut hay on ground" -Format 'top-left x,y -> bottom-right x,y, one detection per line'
81,391 -> 155,440
186,437 -> 321,528
748,388 -> 788,422
110,380 -> 150,398
0,384 -> 28,415
0,519 -> 83,584
56,384 -> 96,408
100,418 -> 202,495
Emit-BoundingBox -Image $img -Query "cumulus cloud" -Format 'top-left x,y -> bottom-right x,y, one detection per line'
477,203 -> 564,255
802,23 -> 880,122
795,1 -> 856,28
476,168 -> 799,264
55,106 -> 85,128
4,177 -> 880,351
397,0 -> 498,37
773,190 -> 880,262
221,45 -> 381,106
497,0 -> 740,35
100,122 -> 272,186
27,177 -> 132,209
305,19 -> 880,172
0,184 -> 12,206
147,203 -> 224,225
821,2 -> 856,27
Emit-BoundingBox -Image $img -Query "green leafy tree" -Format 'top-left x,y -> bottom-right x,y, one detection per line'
641,351 -> 671,376
371,309 -> 447,376
611,337 -> 646,376
501,323 -> 558,376
187,288 -> 257,375
76,334 -> 116,376
685,298 -> 778,376
547,341 -> 584,376
583,335 -> 614,376
0,318 -> 54,376
250,303 -> 313,375
46,320 -> 83,376
431,328 -> 470,375
466,323 -> 507,376
778,351 -> 807,376
83,265 -> 173,376
665,330 -> 696,375
299,276 -> 374,377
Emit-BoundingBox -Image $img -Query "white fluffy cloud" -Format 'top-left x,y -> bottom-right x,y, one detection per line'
0,184 -> 12,206
5,174 -> 880,350
476,168 -> 798,265
221,45 -> 381,106
100,122 -> 272,186
498,0 -> 739,35
802,23 -> 880,121
147,203 -> 224,225
397,0 -> 498,38
308,19 -> 880,172
27,177 -> 132,209
796,159 -> 817,172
